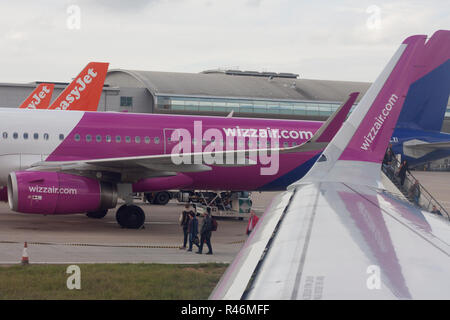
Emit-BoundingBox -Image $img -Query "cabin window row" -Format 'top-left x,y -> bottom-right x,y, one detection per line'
74,133 -> 298,148
71,134 -> 298,148
1,131 -> 299,149
1,132 -> 64,141
73,134 -> 161,145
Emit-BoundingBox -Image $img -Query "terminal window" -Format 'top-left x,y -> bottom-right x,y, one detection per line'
155,95 -> 346,117
120,96 -> 133,107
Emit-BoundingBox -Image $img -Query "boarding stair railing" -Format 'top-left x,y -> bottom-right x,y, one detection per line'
382,155 -> 450,221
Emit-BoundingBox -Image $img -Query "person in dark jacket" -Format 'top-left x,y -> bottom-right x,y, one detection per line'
382,147 -> 396,179
383,149 -> 393,166
398,160 -> 409,186
197,207 -> 213,255
180,204 -> 194,250
187,212 -> 199,252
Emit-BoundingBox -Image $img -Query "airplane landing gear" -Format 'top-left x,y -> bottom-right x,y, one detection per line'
145,191 -> 171,205
115,204 -> 145,229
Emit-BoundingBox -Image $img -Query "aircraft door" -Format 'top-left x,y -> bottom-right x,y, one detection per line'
163,128 -> 178,154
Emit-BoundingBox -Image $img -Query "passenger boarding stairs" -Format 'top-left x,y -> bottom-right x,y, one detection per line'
382,156 -> 450,220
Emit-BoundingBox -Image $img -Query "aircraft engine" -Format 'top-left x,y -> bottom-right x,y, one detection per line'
7,171 -> 117,214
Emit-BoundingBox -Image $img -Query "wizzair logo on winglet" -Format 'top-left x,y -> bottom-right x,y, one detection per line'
56,68 -> 98,110
360,94 -> 399,151
26,86 -> 51,109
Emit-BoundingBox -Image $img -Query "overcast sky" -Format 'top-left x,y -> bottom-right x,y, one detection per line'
0,0 -> 448,84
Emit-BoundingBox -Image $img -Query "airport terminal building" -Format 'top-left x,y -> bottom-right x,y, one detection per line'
1,68 -> 449,124
104,69 -> 373,120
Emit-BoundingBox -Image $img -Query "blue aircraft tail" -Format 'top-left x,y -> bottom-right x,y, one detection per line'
396,60 -> 449,132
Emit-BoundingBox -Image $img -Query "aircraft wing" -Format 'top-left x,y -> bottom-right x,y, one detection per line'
412,141 -> 450,149
211,30 -> 450,300
27,148 -> 298,182
210,182 -> 450,299
404,139 -> 450,151
403,139 -> 450,159
27,144 -> 325,182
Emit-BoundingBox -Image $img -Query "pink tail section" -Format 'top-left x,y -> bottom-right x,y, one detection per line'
48,62 -> 109,111
339,30 -> 450,163
18,83 -> 55,109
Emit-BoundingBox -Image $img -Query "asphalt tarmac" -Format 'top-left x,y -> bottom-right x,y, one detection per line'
0,171 -> 447,265
410,171 -> 450,213
0,191 -> 278,264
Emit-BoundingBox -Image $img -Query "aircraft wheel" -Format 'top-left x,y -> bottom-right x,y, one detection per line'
154,191 -> 170,205
116,204 -> 145,229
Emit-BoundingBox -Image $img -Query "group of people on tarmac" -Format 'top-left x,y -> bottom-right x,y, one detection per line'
179,204 -> 213,254
178,203 -> 262,255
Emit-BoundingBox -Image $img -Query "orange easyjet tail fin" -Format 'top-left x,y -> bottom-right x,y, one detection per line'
48,62 -> 109,111
19,83 -> 55,109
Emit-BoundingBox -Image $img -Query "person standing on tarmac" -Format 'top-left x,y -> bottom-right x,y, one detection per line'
187,212 -> 199,252
197,207 -> 213,255
179,204 -> 194,250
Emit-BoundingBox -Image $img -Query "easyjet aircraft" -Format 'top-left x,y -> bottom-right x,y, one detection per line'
211,30 -> 450,300
18,62 -> 109,111
18,83 -> 54,109
47,62 -> 109,111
